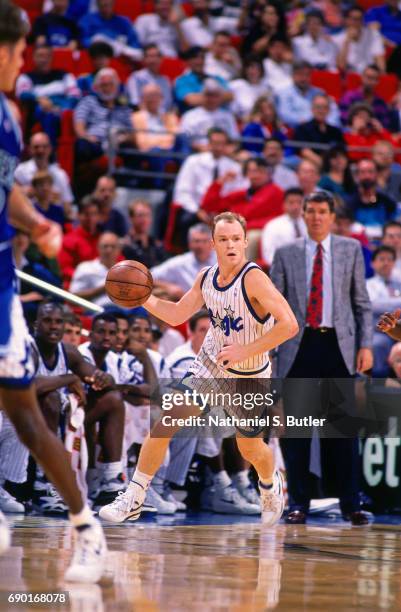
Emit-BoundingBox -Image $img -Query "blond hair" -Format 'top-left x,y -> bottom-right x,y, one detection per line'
212,212 -> 247,237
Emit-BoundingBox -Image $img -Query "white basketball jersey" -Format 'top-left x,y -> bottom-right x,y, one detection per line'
33,339 -> 69,378
188,262 -> 274,378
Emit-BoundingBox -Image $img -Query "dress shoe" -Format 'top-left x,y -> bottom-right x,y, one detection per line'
343,511 -> 370,526
285,510 -> 306,524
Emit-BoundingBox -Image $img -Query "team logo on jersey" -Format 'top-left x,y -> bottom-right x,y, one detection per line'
208,306 -> 244,337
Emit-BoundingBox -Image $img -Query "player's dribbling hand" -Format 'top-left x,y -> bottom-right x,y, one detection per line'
377,309 -> 401,332
31,220 -> 62,258
216,343 -> 246,369
84,369 -> 113,391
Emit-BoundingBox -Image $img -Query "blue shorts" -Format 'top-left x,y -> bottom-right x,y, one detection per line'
0,294 -> 35,389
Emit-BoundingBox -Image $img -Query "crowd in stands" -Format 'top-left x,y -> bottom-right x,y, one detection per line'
4,0 -> 401,520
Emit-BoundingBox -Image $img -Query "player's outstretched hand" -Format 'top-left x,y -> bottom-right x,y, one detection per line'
84,369 -> 114,391
217,343 -> 246,369
31,220 -> 62,258
377,309 -> 401,333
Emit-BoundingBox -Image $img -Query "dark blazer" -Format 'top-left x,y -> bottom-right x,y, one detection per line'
270,234 -> 373,377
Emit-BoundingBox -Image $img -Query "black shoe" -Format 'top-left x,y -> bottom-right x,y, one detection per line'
343,511 -> 370,526
285,510 -> 307,524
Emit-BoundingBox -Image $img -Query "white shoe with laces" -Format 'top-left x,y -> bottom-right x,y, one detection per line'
259,471 -> 285,526
235,483 -> 261,508
0,486 -> 24,513
64,519 -> 107,583
99,480 -> 147,523
0,510 -> 10,555
145,486 -> 176,515
212,485 -> 260,515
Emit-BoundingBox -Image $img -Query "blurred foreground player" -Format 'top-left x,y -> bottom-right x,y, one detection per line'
0,1 -> 106,583
100,211 -> 299,525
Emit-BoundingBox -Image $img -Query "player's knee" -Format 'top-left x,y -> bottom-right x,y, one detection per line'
236,437 -> 265,463
96,390 -> 125,417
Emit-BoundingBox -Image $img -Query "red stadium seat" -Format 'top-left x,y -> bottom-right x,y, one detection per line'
113,0 -> 154,21
344,72 -> 399,102
57,110 -> 75,179
23,47 -> 81,75
357,0 -> 380,8
164,202 -> 185,254
311,70 -> 342,102
160,57 -> 186,82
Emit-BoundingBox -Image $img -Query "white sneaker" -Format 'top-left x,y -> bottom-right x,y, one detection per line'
145,487 -> 176,515
0,510 -> 10,555
162,486 -> 187,511
33,483 -> 68,515
0,486 -> 24,514
64,519 -> 107,583
259,471 -> 285,526
235,483 -> 261,508
99,481 -> 147,523
212,485 -> 260,515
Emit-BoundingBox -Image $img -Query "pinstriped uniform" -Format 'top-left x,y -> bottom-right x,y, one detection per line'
188,261 -> 274,380
181,262 -> 274,433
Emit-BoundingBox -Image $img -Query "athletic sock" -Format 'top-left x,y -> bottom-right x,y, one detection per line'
129,469 -> 153,492
259,479 -> 273,490
213,470 -> 231,490
231,470 -> 251,489
69,503 -> 95,528
102,461 -> 123,482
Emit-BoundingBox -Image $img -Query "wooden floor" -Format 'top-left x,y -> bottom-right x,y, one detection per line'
1,516 -> 401,611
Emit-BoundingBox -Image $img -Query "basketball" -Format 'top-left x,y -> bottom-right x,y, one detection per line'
105,260 -> 153,308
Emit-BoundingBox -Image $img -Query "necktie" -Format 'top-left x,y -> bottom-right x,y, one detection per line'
293,219 -> 302,238
306,243 -> 323,329
213,161 -> 219,181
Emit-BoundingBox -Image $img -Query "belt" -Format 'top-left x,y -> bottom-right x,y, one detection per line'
305,326 -> 334,333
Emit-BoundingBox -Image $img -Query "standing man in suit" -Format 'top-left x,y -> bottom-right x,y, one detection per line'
270,190 -> 373,525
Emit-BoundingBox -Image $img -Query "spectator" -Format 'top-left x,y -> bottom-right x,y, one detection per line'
332,207 -> 373,278
261,187 -> 307,266
382,221 -> 401,281
30,171 -> 65,228
131,83 -> 180,152
242,96 -> 289,154
180,0 -> 237,49
242,1 -> 288,57
174,45 -> 232,114
263,35 -> 293,95
126,44 -> 173,112
180,78 -> 239,151
13,230 -> 62,326
201,157 -> 284,258
318,145 -> 355,196
293,93 -> 344,168
14,131 -> 74,220
276,61 -> 340,128
263,138 -> 299,190
346,158 -> 397,240
333,6 -> 385,73
339,64 -> 392,129
31,0 -> 80,49
173,127 -> 242,223
77,41 -> 114,97
344,102 -> 395,162
372,140 -> 401,204
151,223 -> 216,299
293,9 -> 337,70
122,199 -> 168,268
367,245 -> 401,376
15,44 -> 80,146
311,0 -> 345,32
93,175 -> 127,237
58,196 -> 100,287
229,56 -> 271,120
270,190 -> 373,526
204,31 -> 242,81
70,231 -> 121,308
365,0 -> 401,47
74,68 -> 134,163
79,0 -> 142,60
297,159 -> 320,196
134,0 -> 184,58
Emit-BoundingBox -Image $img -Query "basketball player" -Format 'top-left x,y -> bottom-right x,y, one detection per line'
0,1 -> 106,582
100,211 -> 299,525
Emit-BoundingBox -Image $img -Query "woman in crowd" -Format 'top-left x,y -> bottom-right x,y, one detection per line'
242,95 -> 289,153
318,146 -> 356,196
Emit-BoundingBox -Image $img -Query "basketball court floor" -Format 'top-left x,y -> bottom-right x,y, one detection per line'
0,513 -> 400,611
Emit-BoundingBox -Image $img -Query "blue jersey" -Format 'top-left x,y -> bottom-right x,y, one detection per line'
0,93 -> 22,347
